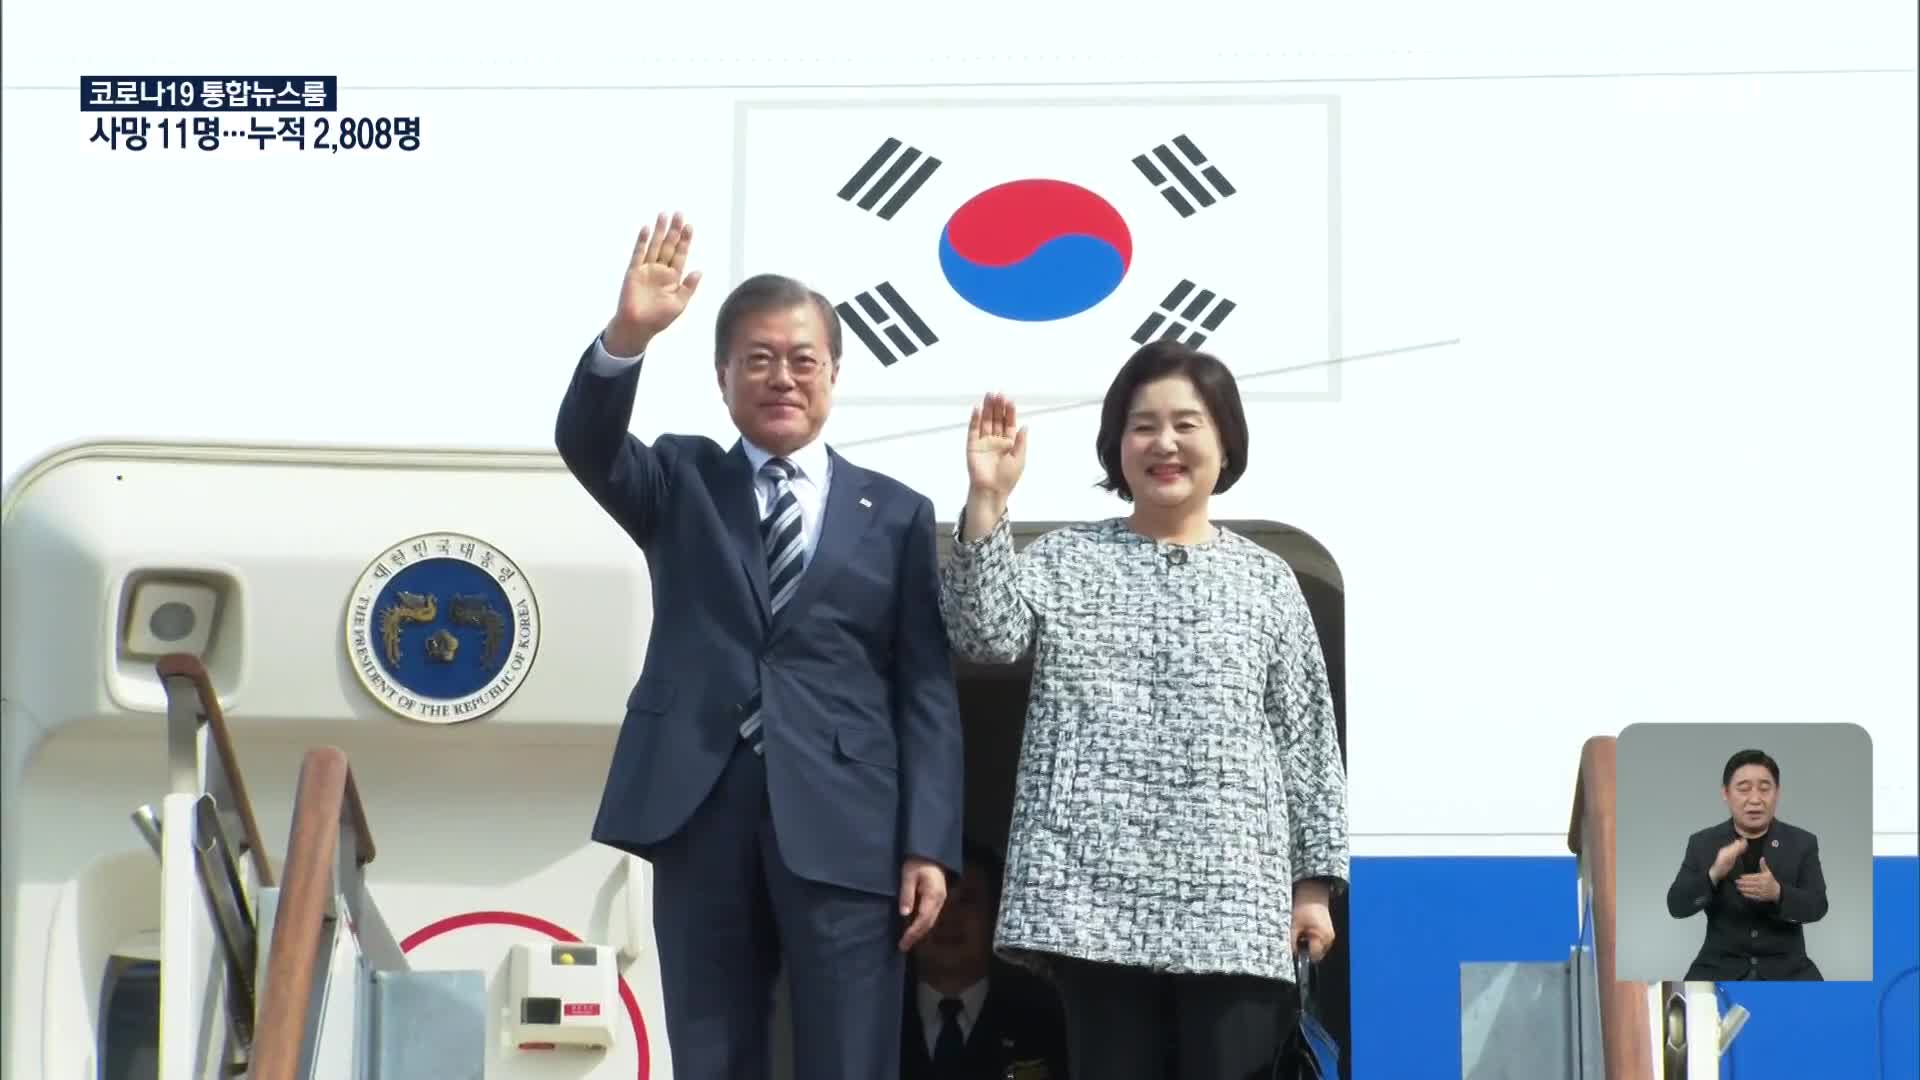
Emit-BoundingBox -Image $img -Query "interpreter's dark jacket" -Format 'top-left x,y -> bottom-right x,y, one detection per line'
1665,817 -> 1827,981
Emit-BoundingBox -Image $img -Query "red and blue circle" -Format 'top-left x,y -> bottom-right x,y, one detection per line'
937,179 -> 1132,321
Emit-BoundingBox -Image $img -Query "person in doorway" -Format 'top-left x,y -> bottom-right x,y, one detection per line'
902,840 -> 1070,1080
1665,749 -> 1827,980
554,211 -> 965,1078
937,340 -> 1350,1079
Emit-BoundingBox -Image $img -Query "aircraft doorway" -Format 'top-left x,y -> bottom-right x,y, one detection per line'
941,518 -> 1350,1079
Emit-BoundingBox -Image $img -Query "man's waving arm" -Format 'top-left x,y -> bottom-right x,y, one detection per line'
891,492 -> 965,951
554,211 -> 705,548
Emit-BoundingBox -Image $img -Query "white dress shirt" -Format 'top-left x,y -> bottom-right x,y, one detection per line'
589,335 -> 832,562
917,977 -> 988,1057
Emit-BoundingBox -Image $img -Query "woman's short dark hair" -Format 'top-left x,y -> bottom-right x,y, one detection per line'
1094,340 -> 1250,501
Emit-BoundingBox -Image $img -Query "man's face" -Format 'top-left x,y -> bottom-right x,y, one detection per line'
1722,763 -> 1779,833
717,302 -> 837,456
913,861 -> 993,977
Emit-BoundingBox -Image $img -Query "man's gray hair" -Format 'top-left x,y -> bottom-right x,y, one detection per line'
713,273 -> 843,366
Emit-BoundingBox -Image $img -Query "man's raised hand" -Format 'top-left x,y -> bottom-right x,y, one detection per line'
604,211 -> 704,357
1735,858 -> 1782,903
1709,835 -> 1748,884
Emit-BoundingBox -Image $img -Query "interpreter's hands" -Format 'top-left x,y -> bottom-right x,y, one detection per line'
1736,858 -> 1782,903
966,393 -> 1028,499
1709,836 -> 1748,883
1292,880 -> 1336,963
604,211 -> 704,356
897,856 -> 949,952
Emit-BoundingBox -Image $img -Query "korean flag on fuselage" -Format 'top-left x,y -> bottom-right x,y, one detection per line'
731,94 -> 1336,402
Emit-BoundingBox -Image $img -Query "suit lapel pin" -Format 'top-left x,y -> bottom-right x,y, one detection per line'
858,497 -> 872,508
1771,839 -> 1779,847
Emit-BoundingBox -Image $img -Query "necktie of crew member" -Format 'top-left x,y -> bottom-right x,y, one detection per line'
933,997 -> 966,1069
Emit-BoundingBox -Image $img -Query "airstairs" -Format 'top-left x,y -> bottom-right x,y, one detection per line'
1458,737 -> 1753,1079
145,659 -> 1746,1079
143,654 -> 486,1079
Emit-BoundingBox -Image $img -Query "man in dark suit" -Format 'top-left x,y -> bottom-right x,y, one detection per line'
902,842 -> 1069,1080
555,211 -> 965,1078
1665,748 -> 1828,981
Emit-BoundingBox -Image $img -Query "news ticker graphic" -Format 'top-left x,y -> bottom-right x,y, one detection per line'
90,115 -> 420,153
81,76 -> 339,112
81,76 -> 419,153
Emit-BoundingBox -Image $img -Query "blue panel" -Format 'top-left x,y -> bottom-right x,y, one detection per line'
1349,856 -> 1578,1078
1716,857 -> 1919,1080
1348,855 -> 1919,1080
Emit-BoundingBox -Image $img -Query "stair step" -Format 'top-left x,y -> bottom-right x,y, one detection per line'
368,969 -> 487,1079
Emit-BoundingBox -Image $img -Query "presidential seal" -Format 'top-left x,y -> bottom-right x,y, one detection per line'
344,532 -> 540,724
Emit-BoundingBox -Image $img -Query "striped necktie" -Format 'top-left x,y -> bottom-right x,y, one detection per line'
739,456 -> 807,755
760,457 -> 806,613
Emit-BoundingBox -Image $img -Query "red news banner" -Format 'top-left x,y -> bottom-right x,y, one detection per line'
81,75 -> 419,153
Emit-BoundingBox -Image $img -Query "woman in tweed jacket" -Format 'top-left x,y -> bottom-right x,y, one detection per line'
938,341 -> 1350,1079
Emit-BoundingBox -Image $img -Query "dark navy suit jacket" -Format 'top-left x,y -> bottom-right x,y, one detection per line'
554,342 -> 964,896
1665,817 -> 1828,980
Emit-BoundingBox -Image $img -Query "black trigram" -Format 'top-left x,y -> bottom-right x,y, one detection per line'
1130,280 -> 1235,347
836,283 -> 939,366
836,138 -> 943,220
1131,135 -> 1236,218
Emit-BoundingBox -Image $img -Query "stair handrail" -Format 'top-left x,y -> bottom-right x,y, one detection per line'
248,747 -> 395,1079
1569,735 -> 1656,1079
158,653 -> 274,885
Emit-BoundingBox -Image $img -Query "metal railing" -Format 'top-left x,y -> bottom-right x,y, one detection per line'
1568,735 -> 1657,1079
248,746 -> 406,1079
146,653 -> 276,1076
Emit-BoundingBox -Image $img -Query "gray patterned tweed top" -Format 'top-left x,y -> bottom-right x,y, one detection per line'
939,514 -> 1350,983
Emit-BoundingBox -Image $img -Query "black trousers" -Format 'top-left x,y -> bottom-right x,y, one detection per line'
1685,951 -> 1824,981
1052,957 -> 1299,1080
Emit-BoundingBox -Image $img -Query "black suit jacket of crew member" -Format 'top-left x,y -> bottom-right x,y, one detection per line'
1665,817 -> 1828,981
900,963 -> 1070,1080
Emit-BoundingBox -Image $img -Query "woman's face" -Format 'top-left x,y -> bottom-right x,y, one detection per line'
1119,375 -> 1224,510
